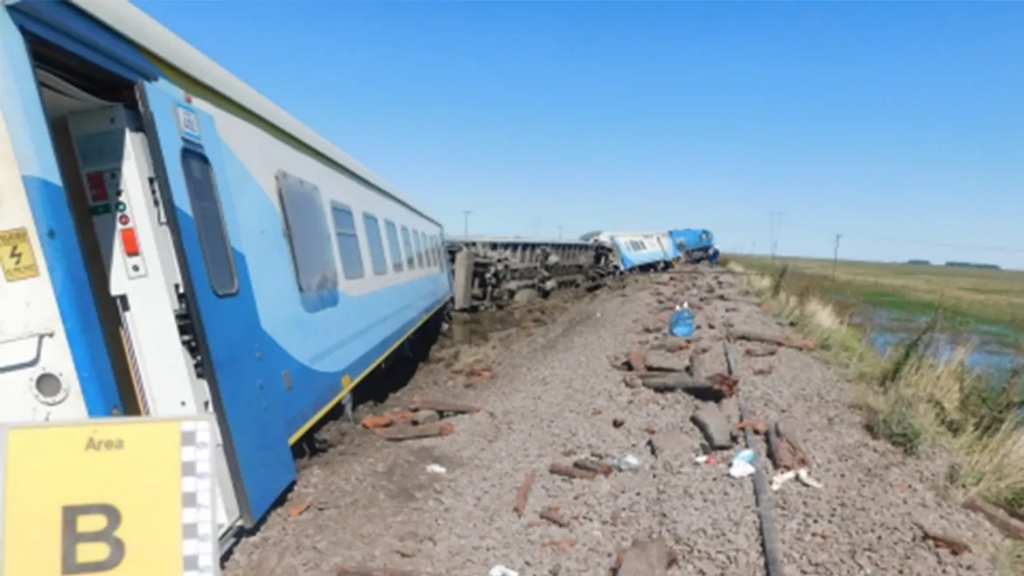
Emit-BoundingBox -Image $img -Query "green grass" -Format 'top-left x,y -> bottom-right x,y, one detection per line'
730,254 -> 1024,337
728,261 -> 1024,521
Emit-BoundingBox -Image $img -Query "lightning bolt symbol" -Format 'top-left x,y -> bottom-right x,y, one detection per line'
9,244 -> 23,267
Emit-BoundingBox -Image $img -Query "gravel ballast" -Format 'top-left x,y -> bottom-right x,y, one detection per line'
222,269 -> 1012,576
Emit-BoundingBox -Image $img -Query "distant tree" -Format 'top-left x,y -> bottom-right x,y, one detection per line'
944,261 -> 1001,270
906,259 -> 931,265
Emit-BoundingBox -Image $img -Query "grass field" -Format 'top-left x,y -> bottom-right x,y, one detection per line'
729,255 -> 1024,333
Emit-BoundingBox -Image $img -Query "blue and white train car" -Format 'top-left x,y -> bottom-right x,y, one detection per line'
0,0 -> 451,551
669,228 -> 714,263
583,230 -> 679,271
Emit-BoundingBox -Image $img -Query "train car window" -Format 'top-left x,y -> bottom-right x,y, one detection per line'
384,219 -> 404,272
422,232 -> 432,266
401,226 -> 415,269
180,148 -> 238,296
421,231 -> 433,266
331,204 -> 365,280
362,213 -> 388,276
432,236 -> 442,268
412,231 -> 424,268
277,171 -> 339,311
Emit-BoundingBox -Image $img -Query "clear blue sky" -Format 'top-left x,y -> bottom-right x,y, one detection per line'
134,1 -> 1024,268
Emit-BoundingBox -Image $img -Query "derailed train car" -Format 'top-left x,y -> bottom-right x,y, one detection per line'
445,236 -> 616,311
580,230 -> 681,272
669,228 -> 715,263
0,0 -> 451,553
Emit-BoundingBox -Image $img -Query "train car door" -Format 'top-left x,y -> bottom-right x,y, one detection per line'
61,102 -> 242,542
136,83 -> 297,525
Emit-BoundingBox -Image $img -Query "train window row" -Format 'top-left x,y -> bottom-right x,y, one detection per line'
624,239 -> 649,252
275,171 -> 444,310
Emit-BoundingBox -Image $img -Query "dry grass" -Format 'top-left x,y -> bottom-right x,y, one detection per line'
729,261 -> 1024,511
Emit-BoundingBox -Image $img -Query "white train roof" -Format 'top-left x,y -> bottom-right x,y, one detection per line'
65,0 -> 438,225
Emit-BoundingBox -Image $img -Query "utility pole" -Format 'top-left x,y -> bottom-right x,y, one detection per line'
557,226 -> 563,240
832,233 -> 843,281
463,211 -> 472,238
769,212 -> 784,263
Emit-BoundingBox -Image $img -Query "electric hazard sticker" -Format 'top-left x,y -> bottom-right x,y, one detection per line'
0,227 -> 40,282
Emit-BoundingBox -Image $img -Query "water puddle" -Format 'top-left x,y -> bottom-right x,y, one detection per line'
850,305 -> 1020,375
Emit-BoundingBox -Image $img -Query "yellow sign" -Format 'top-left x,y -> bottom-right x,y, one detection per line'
0,227 -> 40,282
1,416 -> 218,576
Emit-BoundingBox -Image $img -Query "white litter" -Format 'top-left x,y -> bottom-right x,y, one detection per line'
770,468 -> 823,491
728,459 -> 756,478
489,566 -> 519,576
425,464 -> 447,474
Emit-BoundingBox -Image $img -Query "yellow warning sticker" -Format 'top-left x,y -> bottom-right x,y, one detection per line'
0,227 -> 40,282
1,416 -> 219,576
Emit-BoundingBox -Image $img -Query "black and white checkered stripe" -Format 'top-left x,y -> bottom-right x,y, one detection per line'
181,419 -> 216,576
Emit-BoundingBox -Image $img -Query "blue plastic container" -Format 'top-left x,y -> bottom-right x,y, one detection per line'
669,306 -> 694,337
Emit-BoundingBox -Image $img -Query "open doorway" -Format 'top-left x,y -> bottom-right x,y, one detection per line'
29,35 -> 144,416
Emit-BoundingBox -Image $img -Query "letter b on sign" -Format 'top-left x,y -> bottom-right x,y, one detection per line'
61,504 -> 126,574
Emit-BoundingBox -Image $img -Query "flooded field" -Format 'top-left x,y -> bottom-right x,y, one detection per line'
850,303 -> 1021,377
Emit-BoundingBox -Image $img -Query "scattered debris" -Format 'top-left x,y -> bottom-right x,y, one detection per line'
405,400 -> 481,415
643,350 -> 692,373
464,364 -> 496,386
691,404 -> 734,449
514,470 -> 536,516
550,463 -> 598,480
540,506 -> 571,527
736,420 -> 768,435
374,422 -> 454,441
425,464 -> 447,474
913,521 -> 971,555
488,566 -> 519,576
610,454 -> 641,471
766,421 -> 811,472
753,365 -> 773,376
639,373 -> 739,401
962,495 -> 1024,540
728,458 -> 756,479
625,350 -> 647,372
411,411 -> 441,425
574,458 -> 614,476
612,417 -> 626,428
287,501 -> 311,518
612,536 -> 678,576
360,411 -> 417,430
694,454 -> 719,466
728,329 -> 817,352
770,468 -> 823,491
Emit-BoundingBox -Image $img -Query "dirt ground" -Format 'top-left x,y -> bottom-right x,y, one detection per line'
222,268 -> 1013,576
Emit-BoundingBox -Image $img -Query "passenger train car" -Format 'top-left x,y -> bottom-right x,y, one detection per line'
0,0 -> 451,550
669,228 -> 715,263
581,230 -> 680,271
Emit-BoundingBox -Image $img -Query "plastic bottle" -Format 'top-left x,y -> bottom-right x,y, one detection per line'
669,301 -> 694,337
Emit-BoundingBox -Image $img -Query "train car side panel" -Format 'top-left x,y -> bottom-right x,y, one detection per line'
0,7 -> 123,420
140,80 -> 294,523
141,75 -> 451,523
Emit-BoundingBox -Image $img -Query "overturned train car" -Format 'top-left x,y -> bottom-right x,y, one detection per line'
446,237 -> 616,311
